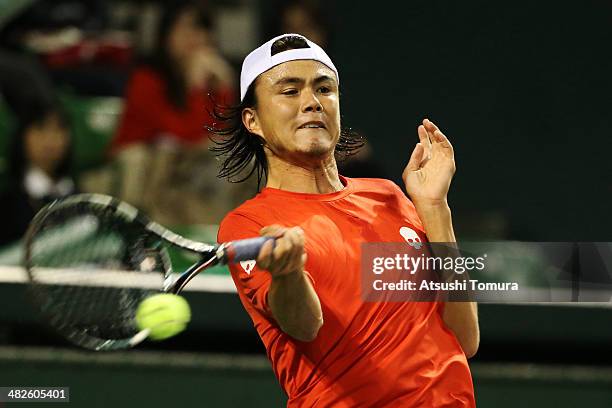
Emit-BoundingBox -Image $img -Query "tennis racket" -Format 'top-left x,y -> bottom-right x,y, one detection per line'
24,193 -> 272,351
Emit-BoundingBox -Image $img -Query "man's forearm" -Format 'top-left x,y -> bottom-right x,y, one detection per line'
415,200 -> 480,358
268,271 -> 323,342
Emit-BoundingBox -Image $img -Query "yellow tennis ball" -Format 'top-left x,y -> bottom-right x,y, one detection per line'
135,294 -> 191,341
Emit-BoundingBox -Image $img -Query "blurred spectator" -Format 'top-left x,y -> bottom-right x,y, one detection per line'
112,1 -> 234,149
110,1 -> 248,225
271,0 -> 330,48
0,0 -> 109,40
0,100 -> 75,245
0,0 -> 129,96
0,50 -> 54,120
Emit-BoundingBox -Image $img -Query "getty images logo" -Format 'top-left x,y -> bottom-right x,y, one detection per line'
399,226 -> 422,249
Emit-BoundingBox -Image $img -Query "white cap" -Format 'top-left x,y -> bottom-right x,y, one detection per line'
240,33 -> 339,101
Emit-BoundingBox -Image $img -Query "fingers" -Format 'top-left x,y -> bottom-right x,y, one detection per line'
405,143 -> 425,172
423,118 -> 454,153
421,120 -> 435,149
417,125 -> 432,160
256,239 -> 274,270
272,227 -> 303,273
418,124 -> 431,146
285,228 -> 305,268
257,225 -> 284,270
272,227 -> 305,276
257,225 -> 306,277
260,225 -> 285,238
423,118 -> 438,133
271,232 -> 293,272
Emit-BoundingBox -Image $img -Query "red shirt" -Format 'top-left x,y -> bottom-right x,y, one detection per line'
112,67 -> 233,149
218,177 -> 475,407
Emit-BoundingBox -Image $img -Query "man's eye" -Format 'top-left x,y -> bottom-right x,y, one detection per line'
318,86 -> 331,94
282,89 -> 298,95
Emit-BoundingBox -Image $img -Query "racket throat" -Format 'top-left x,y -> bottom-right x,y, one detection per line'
166,254 -> 220,294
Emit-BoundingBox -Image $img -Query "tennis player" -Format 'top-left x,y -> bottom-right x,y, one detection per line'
216,34 -> 479,407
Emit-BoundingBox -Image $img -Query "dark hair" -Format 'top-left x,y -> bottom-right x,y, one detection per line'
147,1 -> 213,109
8,100 -> 72,188
209,35 -> 364,188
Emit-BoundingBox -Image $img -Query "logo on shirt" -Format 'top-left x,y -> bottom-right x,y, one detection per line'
240,260 -> 256,275
399,226 -> 423,249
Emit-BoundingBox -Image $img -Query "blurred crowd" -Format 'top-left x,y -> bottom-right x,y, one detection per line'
0,0 -> 384,246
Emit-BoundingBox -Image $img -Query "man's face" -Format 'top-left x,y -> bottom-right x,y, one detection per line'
244,60 -> 340,164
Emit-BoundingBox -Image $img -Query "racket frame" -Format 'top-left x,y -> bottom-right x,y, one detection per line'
23,194 -> 242,350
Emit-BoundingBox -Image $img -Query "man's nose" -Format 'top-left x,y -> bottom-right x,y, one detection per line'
302,90 -> 323,113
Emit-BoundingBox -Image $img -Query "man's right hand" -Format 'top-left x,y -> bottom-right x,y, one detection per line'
258,225 -> 322,341
257,225 -> 307,278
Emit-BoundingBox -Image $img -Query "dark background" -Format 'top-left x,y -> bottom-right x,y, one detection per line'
0,2 -> 611,406
266,0 -> 612,241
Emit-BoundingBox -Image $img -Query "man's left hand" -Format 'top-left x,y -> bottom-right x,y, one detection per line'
402,118 -> 455,206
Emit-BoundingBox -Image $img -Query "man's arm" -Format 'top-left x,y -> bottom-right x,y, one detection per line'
415,202 -> 480,358
403,118 -> 480,358
257,225 -> 324,342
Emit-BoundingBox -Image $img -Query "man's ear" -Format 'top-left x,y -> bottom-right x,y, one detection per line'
242,108 -> 265,139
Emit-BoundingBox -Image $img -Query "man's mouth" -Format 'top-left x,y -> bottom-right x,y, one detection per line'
298,121 -> 326,129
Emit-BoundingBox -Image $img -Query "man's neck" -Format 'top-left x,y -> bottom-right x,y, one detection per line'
265,153 -> 344,194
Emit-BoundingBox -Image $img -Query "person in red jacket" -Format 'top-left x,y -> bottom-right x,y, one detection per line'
108,2 -> 242,224
112,1 -> 234,149
214,34 -> 479,406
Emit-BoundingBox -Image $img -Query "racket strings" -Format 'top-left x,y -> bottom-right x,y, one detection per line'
27,203 -> 169,348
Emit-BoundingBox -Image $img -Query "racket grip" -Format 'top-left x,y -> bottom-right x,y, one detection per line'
227,236 -> 275,263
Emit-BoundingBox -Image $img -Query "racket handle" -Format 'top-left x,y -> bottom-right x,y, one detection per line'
226,236 -> 275,263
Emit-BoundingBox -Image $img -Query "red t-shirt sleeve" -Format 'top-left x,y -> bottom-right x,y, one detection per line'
217,212 -> 273,317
